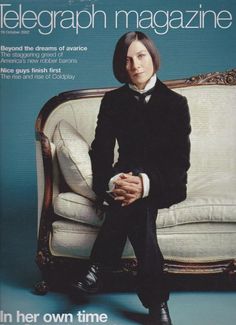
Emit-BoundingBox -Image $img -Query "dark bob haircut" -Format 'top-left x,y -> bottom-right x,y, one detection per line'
113,31 -> 160,84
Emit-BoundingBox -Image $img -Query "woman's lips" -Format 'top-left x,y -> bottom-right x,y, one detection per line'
133,71 -> 144,77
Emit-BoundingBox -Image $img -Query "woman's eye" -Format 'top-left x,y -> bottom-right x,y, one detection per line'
138,53 -> 145,59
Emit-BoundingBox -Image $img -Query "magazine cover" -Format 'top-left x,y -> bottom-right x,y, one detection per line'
1,0 -> 236,324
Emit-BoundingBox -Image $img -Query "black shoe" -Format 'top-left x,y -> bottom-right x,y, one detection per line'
149,302 -> 173,325
71,264 -> 102,294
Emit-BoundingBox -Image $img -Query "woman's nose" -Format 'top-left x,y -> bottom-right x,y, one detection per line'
132,57 -> 140,70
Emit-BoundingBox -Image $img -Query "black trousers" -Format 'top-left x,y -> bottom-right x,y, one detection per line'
90,199 -> 169,308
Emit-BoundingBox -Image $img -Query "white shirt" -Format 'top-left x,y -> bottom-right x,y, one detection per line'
129,74 -> 157,101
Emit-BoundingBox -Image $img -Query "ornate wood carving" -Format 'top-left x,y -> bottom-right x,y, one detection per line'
186,68 -> 236,85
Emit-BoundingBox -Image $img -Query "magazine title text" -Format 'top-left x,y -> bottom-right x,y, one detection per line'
0,3 -> 233,35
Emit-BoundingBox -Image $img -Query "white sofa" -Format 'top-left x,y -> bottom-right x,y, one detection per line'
35,69 -> 236,293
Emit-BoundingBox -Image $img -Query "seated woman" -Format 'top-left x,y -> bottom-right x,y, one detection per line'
72,31 -> 191,325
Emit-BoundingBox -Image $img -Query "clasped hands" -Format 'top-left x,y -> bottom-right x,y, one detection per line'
111,172 -> 143,206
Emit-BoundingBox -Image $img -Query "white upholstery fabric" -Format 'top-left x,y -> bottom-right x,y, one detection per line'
54,192 -> 104,226
54,191 -> 236,228
50,220 -> 134,259
175,86 -> 236,199
158,222 -> 236,261
158,195 -> 236,228
44,98 -> 101,144
50,220 -> 236,261
53,120 -> 96,201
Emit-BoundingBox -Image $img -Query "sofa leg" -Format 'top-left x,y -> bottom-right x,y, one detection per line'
228,271 -> 236,289
224,260 -> 236,289
34,280 -> 49,295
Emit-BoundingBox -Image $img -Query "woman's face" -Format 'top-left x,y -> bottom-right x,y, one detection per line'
126,40 -> 154,90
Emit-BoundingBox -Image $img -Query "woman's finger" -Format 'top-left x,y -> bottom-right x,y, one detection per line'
115,196 -> 126,201
115,175 -> 140,185
116,181 -> 139,192
113,188 -> 126,196
122,176 -> 140,184
122,197 -> 138,206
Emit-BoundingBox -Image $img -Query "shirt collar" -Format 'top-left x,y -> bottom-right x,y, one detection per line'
128,74 -> 157,94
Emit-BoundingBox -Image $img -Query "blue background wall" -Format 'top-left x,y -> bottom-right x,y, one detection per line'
0,0 -> 235,292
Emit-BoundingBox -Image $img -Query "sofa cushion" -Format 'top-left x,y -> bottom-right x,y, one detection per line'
50,220 -> 236,262
158,170 -> 236,228
54,192 -> 104,226
53,120 -> 96,201
158,222 -> 236,262
158,194 -> 236,229
53,189 -> 236,229
50,220 -> 135,259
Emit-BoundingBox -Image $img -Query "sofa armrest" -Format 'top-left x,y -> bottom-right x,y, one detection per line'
35,132 -> 54,238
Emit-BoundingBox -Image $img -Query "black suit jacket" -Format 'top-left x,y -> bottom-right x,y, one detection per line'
89,78 -> 191,209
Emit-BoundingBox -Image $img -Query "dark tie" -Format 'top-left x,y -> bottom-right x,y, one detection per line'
130,86 -> 155,105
